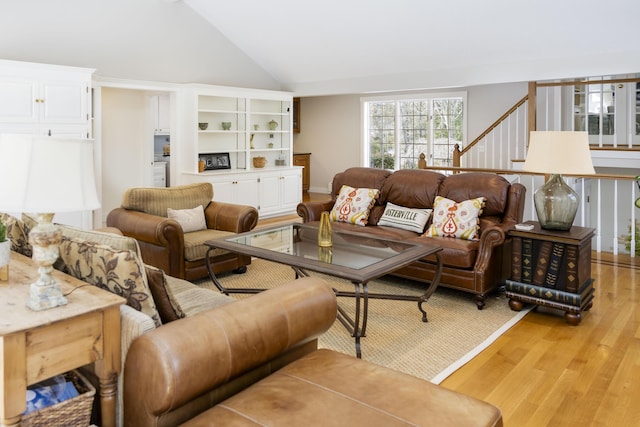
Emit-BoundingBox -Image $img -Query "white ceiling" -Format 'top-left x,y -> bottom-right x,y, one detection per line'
184,0 -> 640,95
1,0 -> 639,96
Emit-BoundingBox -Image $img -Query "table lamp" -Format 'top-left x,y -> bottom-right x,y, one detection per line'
522,131 -> 595,231
0,134 -> 100,311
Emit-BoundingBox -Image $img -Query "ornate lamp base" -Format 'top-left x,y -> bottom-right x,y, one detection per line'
26,213 -> 67,311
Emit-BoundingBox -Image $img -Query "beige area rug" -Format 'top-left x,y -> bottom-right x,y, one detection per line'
202,259 -> 531,384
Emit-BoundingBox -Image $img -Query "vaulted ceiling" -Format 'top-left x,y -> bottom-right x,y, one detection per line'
1,0 -> 639,96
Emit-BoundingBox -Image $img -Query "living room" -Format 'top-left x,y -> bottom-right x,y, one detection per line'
1,0 -> 640,426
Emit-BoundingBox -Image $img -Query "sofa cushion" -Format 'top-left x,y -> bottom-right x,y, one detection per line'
168,205 -> 207,232
59,237 -> 162,327
377,169 -> 445,209
330,167 -> 391,202
412,235 -> 480,269
163,274 -> 234,316
330,185 -> 379,226
121,183 -> 213,218
183,229 -> 236,262
377,202 -> 432,233
438,172 -> 510,217
425,196 -> 484,240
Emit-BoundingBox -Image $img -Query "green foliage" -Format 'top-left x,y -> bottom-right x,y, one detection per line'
621,220 -> 640,255
0,219 -> 5,242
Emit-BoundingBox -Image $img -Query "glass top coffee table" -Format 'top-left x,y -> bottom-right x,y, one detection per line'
205,223 -> 442,358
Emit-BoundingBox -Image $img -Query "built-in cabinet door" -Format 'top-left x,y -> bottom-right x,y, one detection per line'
258,169 -> 302,216
0,78 -> 38,122
0,78 -> 88,124
258,173 -> 281,214
151,94 -> 170,134
40,80 -> 89,124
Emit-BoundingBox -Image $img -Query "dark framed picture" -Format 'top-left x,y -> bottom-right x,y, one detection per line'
199,152 -> 231,170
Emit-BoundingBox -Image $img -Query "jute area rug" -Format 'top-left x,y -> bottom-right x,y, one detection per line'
201,259 -> 531,384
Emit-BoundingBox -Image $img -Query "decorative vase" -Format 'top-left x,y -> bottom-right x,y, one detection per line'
0,239 -> 9,281
318,211 -> 332,247
268,120 -> 278,131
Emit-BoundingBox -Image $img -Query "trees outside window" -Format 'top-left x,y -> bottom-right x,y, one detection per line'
363,93 -> 465,170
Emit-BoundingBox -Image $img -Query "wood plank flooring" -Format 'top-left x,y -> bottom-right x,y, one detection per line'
441,252 -> 640,426
278,193 -> 640,425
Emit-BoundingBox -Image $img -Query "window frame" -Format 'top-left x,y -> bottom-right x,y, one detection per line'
360,91 -> 467,170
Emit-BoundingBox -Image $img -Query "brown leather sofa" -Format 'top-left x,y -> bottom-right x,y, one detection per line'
124,277 -> 503,427
297,168 -> 526,309
107,182 -> 259,281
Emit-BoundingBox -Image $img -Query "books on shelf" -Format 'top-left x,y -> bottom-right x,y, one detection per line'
521,238 -> 533,284
532,241 -> 552,286
505,278 -> 594,307
511,236 -> 522,281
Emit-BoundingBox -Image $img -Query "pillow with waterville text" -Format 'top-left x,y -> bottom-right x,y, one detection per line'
378,202 -> 432,233
167,205 -> 207,233
424,196 -> 485,240
330,185 -> 379,226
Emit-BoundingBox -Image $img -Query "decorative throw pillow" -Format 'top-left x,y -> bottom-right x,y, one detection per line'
424,196 -> 485,240
59,237 -> 162,327
330,185 -> 379,226
144,264 -> 186,323
378,203 -> 433,233
0,212 -> 31,257
167,205 -> 207,233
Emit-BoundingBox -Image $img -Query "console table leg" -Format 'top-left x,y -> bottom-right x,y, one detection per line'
509,298 -> 524,311
565,312 -> 582,326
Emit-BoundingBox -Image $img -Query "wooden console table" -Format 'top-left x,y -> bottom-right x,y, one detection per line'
0,252 -> 124,427
506,221 -> 595,325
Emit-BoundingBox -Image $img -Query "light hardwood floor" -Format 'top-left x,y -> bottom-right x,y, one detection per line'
279,193 -> 640,425
441,252 -> 640,426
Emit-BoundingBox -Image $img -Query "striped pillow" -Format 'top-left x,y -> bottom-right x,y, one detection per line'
378,202 -> 432,233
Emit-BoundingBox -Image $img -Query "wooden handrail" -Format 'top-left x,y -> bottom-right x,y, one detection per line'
419,165 -> 639,182
460,95 -> 528,157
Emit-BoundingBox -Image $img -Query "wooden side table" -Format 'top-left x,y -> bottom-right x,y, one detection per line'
506,221 -> 595,325
0,252 -> 124,427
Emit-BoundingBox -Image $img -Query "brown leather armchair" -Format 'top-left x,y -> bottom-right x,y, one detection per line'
107,183 -> 259,281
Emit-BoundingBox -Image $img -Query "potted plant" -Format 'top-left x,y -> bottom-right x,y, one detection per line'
0,218 -> 9,280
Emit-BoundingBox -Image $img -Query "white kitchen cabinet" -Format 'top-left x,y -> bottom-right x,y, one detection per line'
151,94 -> 170,134
258,168 -> 302,217
0,60 -> 93,137
154,162 -> 167,187
180,167 -> 301,218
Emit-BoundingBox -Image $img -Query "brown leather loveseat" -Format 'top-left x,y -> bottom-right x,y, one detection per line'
107,182 -> 259,281
297,168 -> 526,309
124,277 -> 503,427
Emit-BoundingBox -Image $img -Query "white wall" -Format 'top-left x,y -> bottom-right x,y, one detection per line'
293,81 -> 528,193
100,88 -> 149,226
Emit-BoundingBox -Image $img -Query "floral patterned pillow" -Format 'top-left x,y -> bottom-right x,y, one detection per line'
0,212 -> 32,257
59,236 -> 162,327
424,196 -> 485,240
330,185 -> 379,226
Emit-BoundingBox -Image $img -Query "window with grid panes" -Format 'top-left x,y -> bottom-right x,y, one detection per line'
363,93 -> 465,170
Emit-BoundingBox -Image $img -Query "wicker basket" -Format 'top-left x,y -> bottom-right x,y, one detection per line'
22,370 -> 96,427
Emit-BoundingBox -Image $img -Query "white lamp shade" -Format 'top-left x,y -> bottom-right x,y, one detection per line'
0,134 -> 100,212
523,131 -> 595,175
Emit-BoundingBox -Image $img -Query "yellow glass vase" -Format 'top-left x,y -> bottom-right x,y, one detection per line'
318,211 -> 332,247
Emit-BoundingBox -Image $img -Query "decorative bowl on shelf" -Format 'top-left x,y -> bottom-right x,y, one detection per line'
221,121 -> 232,130
252,156 -> 267,168
198,122 -> 208,130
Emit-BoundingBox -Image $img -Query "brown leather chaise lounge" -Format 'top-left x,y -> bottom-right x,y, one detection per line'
107,182 -> 259,281
124,277 -> 503,427
297,167 -> 526,309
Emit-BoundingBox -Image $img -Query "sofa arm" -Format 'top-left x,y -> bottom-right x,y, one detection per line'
474,225 -> 507,272
204,201 -> 259,233
297,200 -> 335,223
107,208 -> 183,248
124,278 -> 337,426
